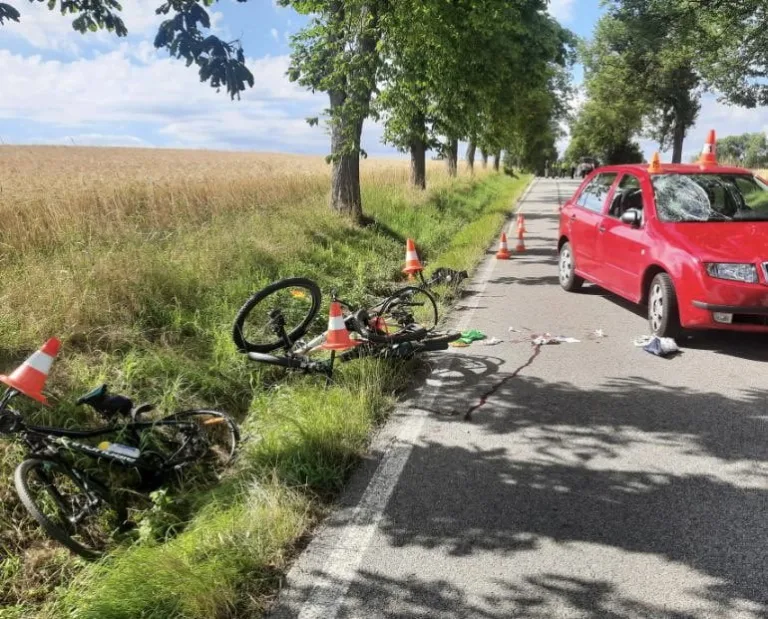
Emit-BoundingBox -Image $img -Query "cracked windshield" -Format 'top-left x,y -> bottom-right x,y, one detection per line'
653,173 -> 768,222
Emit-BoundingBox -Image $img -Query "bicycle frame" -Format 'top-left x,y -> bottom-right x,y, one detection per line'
0,388 -> 204,472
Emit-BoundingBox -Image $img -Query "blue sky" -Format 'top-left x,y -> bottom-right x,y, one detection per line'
0,0 -> 765,160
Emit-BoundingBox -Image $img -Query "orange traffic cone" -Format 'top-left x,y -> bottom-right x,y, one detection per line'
0,338 -> 60,405
515,216 -> 527,252
648,152 -> 662,174
321,302 -> 361,351
403,238 -> 424,276
496,232 -> 512,260
698,129 -> 717,167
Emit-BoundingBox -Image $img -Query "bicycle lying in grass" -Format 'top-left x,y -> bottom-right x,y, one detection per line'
232,272 -> 466,377
0,383 -> 239,559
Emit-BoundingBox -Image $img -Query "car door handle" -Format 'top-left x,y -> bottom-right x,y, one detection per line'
570,214 -> 577,220
598,225 -> 606,233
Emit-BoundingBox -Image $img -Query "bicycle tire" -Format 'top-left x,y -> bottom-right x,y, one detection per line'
15,458 -> 126,560
157,410 -> 240,469
360,286 -> 438,344
419,331 -> 462,351
233,278 -> 322,353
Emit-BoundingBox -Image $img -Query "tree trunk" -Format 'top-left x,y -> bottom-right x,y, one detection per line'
671,115 -> 685,164
481,149 -> 488,168
325,0 -> 379,224
329,90 -> 363,223
410,138 -> 426,190
493,151 -> 501,172
466,141 -> 477,175
446,139 -> 459,177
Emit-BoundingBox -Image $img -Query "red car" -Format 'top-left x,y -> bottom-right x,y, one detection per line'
558,142 -> 768,337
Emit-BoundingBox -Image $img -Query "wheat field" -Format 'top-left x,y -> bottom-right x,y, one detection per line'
0,146 -> 469,351
0,146 -> 455,255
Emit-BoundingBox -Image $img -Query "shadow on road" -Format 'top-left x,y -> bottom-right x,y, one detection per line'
286,352 -> 768,617
489,275 -> 561,287
375,357 -> 768,615
330,571 -> 704,618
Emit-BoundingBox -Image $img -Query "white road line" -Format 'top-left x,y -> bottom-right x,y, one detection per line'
296,178 -> 537,619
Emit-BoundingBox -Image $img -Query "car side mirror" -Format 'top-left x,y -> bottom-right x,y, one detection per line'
620,209 -> 642,227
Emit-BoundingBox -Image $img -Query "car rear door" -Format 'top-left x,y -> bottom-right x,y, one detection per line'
597,172 -> 651,302
568,172 -> 618,281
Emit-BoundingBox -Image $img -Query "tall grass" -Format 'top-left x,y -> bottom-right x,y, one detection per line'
0,146 -> 531,618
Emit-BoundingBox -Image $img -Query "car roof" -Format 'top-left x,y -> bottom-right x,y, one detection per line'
592,163 -> 756,177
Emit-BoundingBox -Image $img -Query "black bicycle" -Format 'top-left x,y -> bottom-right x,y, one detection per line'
232,276 -> 462,376
0,384 -> 239,559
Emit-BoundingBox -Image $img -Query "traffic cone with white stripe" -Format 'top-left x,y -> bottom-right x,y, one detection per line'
496,232 -> 512,260
698,129 -> 717,167
0,338 -> 60,405
515,215 -> 527,253
403,238 -> 424,277
321,302 -> 360,351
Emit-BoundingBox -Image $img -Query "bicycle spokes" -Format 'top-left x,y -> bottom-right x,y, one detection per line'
247,291 -> 313,349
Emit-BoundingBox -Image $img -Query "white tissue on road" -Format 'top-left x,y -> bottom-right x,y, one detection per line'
480,337 -> 504,346
532,334 -> 581,345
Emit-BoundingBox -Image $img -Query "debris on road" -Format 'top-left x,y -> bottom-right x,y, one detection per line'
531,333 -> 581,346
508,326 -> 531,333
588,329 -> 606,339
480,337 -> 504,346
633,335 -> 654,347
639,336 -> 680,358
449,329 -> 487,347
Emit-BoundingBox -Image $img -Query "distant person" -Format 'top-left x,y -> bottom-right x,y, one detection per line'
570,165 -> 576,179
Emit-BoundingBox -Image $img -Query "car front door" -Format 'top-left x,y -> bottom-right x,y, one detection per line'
568,172 -> 618,282
597,172 -> 651,302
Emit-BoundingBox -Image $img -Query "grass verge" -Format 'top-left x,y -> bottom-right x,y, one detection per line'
0,167 -> 530,618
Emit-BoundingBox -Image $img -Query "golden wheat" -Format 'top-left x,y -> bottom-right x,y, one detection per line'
0,146 -> 466,255
0,145 -> 479,349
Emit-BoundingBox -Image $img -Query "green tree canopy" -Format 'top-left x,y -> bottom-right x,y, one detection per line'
581,7 -> 701,163
718,133 -> 768,169
612,0 -> 768,108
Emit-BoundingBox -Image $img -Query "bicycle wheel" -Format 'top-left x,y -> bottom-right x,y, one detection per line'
156,410 -> 240,471
233,278 -> 322,353
363,287 -> 439,344
15,458 -> 127,560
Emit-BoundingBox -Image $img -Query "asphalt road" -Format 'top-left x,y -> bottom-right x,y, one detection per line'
271,178 -> 768,619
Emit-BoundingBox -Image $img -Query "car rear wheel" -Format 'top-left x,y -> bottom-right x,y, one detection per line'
558,242 -> 584,292
648,273 -> 681,338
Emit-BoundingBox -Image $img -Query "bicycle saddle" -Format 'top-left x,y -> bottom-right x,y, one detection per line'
77,384 -> 134,420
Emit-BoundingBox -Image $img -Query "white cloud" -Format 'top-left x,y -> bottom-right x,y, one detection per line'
0,46 -> 334,151
2,2 -> 227,53
548,0 -> 575,24
271,28 -> 279,41
3,0 -> 164,53
650,95 -> 768,162
32,133 -> 151,147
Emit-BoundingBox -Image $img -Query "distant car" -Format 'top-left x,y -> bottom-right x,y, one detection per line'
557,159 -> 768,336
576,157 -> 598,179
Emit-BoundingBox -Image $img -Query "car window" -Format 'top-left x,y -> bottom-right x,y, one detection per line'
608,174 -> 644,219
576,173 -> 617,213
652,173 -> 768,222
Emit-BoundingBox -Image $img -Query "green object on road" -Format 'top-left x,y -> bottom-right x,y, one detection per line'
456,329 -> 487,345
